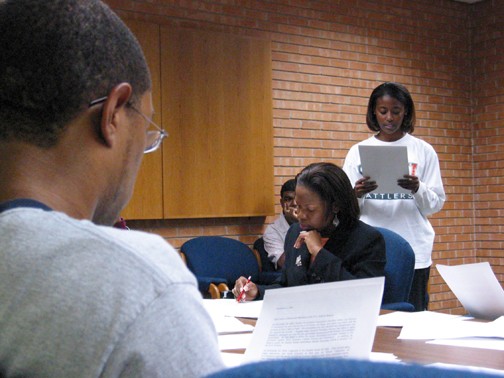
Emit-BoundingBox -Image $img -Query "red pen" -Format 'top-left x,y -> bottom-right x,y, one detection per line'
236,276 -> 251,302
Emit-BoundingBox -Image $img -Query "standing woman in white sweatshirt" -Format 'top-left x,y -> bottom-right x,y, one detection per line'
343,82 -> 446,312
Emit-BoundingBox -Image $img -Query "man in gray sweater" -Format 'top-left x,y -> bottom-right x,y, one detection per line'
0,1 -> 224,377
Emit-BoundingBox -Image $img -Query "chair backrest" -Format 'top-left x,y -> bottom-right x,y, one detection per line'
252,237 -> 277,272
180,236 -> 260,286
375,227 -> 415,305
205,358 -> 497,378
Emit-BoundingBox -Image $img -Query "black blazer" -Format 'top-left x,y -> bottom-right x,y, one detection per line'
256,220 -> 386,299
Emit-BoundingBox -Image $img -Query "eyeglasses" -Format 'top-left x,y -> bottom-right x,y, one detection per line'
89,96 -> 168,154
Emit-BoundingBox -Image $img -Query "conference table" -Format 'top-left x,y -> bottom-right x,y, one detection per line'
228,315 -> 504,372
372,324 -> 503,371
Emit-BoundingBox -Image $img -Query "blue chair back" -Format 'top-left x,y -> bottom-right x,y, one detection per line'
375,227 -> 415,311
253,237 -> 277,272
181,236 -> 260,288
205,358 -> 497,378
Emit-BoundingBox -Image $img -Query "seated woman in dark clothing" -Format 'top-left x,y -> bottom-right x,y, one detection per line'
233,162 -> 386,301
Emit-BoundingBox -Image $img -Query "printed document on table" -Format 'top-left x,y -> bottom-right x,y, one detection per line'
377,310 -> 463,327
243,277 -> 384,363
202,299 -> 257,333
436,262 -> 504,320
399,315 -> 504,340
358,145 -> 409,194
428,336 -> 504,351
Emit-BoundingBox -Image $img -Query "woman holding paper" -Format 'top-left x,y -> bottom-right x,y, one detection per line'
233,162 -> 386,302
342,82 -> 446,312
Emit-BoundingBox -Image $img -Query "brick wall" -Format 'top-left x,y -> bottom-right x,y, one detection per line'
472,1 -> 504,284
106,0 -> 504,314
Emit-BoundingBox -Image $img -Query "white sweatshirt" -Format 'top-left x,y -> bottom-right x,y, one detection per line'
343,133 -> 446,269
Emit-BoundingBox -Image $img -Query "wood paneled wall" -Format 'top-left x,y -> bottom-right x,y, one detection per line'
161,27 -> 274,218
121,20 -> 164,220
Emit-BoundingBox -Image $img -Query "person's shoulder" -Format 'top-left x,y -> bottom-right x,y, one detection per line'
347,135 -> 377,151
100,226 -> 173,253
286,222 -> 302,237
283,222 -> 301,249
97,226 -> 192,281
5,208 -> 196,297
44,212 -> 193,286
264,217 -> 279,235
265,214 -> 288,232
359,135 -> 381,145
290,221 -> 302,231
405,134 -> 437,152
352,220 -> 382,239
266,217 -> 279,232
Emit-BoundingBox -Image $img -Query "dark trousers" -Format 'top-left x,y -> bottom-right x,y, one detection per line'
408,266 -> 430,312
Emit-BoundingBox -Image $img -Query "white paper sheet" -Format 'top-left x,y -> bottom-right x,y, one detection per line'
399,315 -> 504,340
203,299 -> 257,333
218,333 -> 254,351
243,277 -> 384,362
358,145 -> 409,194
369,352 -> 400,363
428,337 -> 504,351
203,298 -> 263,319
436,262 -> 504,320
377,310 -> 463,327
212,315 -> 254,334
220,352 -> 246,367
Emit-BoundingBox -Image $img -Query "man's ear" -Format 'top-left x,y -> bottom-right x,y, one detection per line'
99,83 -> 133,148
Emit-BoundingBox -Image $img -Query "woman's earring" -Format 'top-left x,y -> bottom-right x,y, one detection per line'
332,212 -> 339,228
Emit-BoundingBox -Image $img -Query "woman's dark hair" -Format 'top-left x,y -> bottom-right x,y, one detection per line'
296,162 -> 360,230
366,82 -> 416,134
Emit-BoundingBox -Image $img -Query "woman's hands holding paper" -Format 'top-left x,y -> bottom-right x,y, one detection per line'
354,176 -> 377,198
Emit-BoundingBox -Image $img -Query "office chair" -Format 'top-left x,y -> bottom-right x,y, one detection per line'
205,358 -> 497,378
180,236 -> 279,299
252,237 -> 282,286
253,237 -> 280,273
376,227 -> 416,312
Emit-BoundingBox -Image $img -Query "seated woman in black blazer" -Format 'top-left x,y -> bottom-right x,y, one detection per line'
233,162 -> 386,301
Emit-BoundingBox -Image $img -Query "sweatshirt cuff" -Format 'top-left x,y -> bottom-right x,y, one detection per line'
413,181 -> 426,197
